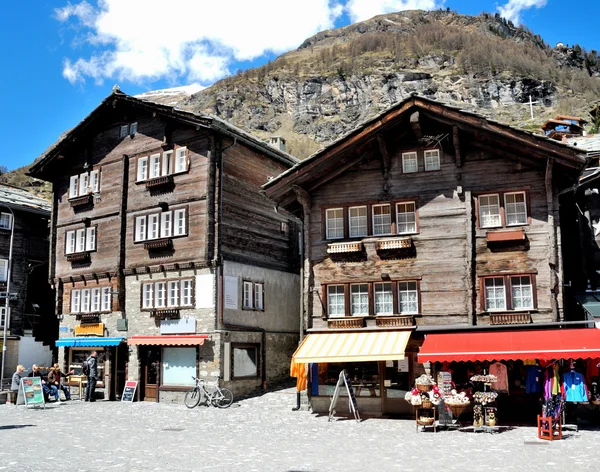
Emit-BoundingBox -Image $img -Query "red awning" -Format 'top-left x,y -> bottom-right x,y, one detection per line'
127,335 -> 208,346
418,328 -> 600,363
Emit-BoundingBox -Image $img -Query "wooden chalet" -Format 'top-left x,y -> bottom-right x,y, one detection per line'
264,94 -> 588,416
29,87 -> 301,402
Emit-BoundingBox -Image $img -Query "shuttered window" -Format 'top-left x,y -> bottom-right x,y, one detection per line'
142,279 -> 194,309
68,170 -> 101,198
65,227 -> 97,254
136,146 -> 188,182
135,210 -> 187,242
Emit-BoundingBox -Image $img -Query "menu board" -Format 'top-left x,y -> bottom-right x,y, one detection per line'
121,381 -> 138,402
22,377 -> 45,408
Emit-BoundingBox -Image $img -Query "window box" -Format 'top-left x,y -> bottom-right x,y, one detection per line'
327,241 -> 363,254
486,229 -> 526,243
66,251 -> 91,262
489,312 -> 531,325
75,313 -> 101,322
376,237 -> 413,251
143,238 -> 173,250
145,175 -> 174,189
327,317 -> 365,329
150,308 -> 180,320
69,194 -> 93,208
375,315 -> 415,327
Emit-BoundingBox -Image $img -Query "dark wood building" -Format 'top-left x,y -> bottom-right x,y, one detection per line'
264,95 -> 587,415
0,184 -> 55,378
29,87 -> 300,401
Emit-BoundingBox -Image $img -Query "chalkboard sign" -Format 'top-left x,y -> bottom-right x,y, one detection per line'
121,381 -> 138,402
21,377 -> 45,408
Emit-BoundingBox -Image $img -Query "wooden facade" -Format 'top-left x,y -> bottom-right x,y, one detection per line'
265,96 -> 587,332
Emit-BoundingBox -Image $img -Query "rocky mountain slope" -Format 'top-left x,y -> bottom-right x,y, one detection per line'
179,9 -> 600,158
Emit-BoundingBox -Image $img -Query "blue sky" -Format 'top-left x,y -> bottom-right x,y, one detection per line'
2,0 -> 599,172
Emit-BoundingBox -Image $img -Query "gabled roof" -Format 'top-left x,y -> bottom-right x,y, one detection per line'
263,94 -> 587,203
29,88 -> 299,179
0,184 -> 51,215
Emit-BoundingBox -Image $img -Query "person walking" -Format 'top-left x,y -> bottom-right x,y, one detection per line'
85,351 -> 98,402
10,365 -> 26,393
48,363 -> 74,401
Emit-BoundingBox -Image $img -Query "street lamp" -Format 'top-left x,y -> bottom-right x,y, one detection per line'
0,205 -> 14,391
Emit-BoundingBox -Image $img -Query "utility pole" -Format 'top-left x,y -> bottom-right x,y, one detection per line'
0,205 -> 14,391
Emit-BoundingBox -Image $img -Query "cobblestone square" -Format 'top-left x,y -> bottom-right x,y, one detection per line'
1,387 -> 600,472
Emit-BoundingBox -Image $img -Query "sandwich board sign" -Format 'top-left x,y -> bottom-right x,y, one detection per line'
328,369 -> 360,422
20,377 -> 45,409
121,381 -> 138,402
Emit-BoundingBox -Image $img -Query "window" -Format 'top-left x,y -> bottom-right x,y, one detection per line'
326,208 -> 344,240
350,284 -> 369,316
141,279 -> 194,309
0,307 -> 9,329
69,170 -> 101,198
81,289 -> 91,313
483,275 -> 534,311
120,122 -> 137,138
402,152 -> 418,173
398,281 -> 419,314
484,277 -> 506,311
396,202 -> 417,234
91,288 -> 101,312
372,204 -> 391,235
135,210 -> 187,242
101,287 -> 111,312
349,206 -> 368,238
162,347 -> 196,386
505,192 -> 527,226
479,194 -> 501,228
0,259 -> 7,282
71,290 -> 81,313
243,281 -> 264,310
327,285 -> 345,318
0,212 -> 12,230
374,282 -> 393,315
65,227 -> 97,254
136,146 -> 188,182
424,149 -> 440,171
233,345 -> 259,378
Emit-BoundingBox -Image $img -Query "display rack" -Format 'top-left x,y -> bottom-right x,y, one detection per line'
537,415 -> 563,440
416,406 -> 437,432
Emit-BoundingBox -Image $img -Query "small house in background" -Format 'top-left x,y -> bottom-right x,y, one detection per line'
542,115 -> 588,141
0,184 -> 55,378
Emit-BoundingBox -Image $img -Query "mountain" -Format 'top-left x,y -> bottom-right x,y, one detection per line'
178,9 -> 600,158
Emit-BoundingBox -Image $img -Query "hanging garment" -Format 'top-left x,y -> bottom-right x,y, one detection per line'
552,364 -> 560,396
526,365 -> 542,394
586,358 -> 600,380
563,370 -> 588,402
489,362 -> 509,393
523,359 -> 537,366
543,368 -> 552,400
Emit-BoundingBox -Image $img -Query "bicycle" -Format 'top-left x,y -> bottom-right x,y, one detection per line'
184,376 -> 234,409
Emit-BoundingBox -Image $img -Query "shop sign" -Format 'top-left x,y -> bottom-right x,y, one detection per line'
21,377 -> 45,408
59,327 -> 69,333
224,276 -> 238,309
74,323 -> 104,336
160,318 -> 196,334
121,381 -> 138,402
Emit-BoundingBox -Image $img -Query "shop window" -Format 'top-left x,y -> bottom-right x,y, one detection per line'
402,152 -> 418,173
374,282 -> 393,315
396,202 -> 417,234
325,208 -> 344,240
372,204 -> 391,235
398,281 -> 419,314
162,347 -> 196,386
316,362 -> 380,397
232,345 -> 259,379
483,274 -> 535,311
350,284 -> 369,316
69,348 -> 105,386
136,146 -> 188,182
141,279 -> 194,309
348,206 -> 368,238
385,359 -> 410,398
0,212 -> 12,230
424,149 -> 440,171
135,208 -> 187,242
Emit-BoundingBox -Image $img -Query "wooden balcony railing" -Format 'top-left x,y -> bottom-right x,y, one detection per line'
375,315 -> 415,327
144,238 -> 173,250
327,241 -> 363,254
327,317 -> 365,329
66,251 -> 91,262
376,237 -> 412,251
69,194 -> 93,208
150,308 -> 180,320
145,175 -> 174,189
489,312 -> 531,325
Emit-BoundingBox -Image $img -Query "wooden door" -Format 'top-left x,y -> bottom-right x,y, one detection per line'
143,348 -> 161,402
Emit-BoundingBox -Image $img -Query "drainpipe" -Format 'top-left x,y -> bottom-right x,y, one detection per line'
1,205 -> 15,391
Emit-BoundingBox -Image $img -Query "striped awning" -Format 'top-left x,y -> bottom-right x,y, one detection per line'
127,335 -> 208,346
292,331 -> 411,363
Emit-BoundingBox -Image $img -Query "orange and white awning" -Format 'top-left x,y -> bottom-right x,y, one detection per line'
292,331 -> 411,363
127,335 -> 208,346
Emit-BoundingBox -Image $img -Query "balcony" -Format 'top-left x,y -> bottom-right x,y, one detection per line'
69,194 -> 93,209
327,241 -> 363,254
66,251 -> 91,262
143,238 -> 173,251
145,175 -> 174,189
327,317 -> 365,329
489,312 -> 531,325
375,315 -> 415,327
150,308 -> 180,320
376,237 -> 412,251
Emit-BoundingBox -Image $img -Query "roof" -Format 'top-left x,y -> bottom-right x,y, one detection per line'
263,94 -> 588,201
0,184 -> 51,215
29,89 -> 299,179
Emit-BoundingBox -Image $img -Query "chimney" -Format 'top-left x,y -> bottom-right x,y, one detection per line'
268,136 -> 286,153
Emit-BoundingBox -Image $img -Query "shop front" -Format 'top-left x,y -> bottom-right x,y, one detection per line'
127,335 -> 209,403
417,328 -> 600,428
55,334 -> 126,401
293,330 -> 414,415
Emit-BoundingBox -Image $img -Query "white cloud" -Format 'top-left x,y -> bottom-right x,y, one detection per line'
497,0 -> 547,25
55,0 -> 344,86
346,0 -> 441,23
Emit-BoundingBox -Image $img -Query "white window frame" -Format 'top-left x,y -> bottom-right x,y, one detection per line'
66,231 -> 76,254
243,281 -> 253,309
181,280 -> 193,307
155,282 -> 166,308
484,277 -> 506,311
479,194 -> 502,229
350,284 -> 369,316
505,191 -> 528,226
424,149 -> 440,171
0,212 -> 11,230
0,259 -> 7,282
327,285 -> 345,318
325,208 -> 344,240
90,170 -> 101,193
69,170 -> 101,199
372,204 -> 392,236
69,175 -> 79,198
174,209 -> 186,236
161,211 -> 172,238
101,287 -> 112,312
81,289 -> 91,313
348,206 -> 368,238
398,281 -> 419,314
150,153 -> 161,179
129,122 -> 138,135
175,147 -> 188,173
254,283 -> 264,310
167,281 -> 179,307
374,282 -> 393,315
136,210 -> 186,242
79,173 -> 89,195
76,229 -> 86,253
91,288 -> 101,312
71,290 -> 81,314
137,156 -> 149,182
402,152 -> 418,173
142,279 -> 193,309
85,227 -> 96,251
120,124 -> 129,138
143,284 -> 154,309
148,214 -> 160,240
510,275 -> 534,310
396,202 -> 417,234
135,216 -> 147,242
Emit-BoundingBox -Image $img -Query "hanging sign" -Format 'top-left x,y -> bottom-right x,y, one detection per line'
21,377 -> 46,408
75,323 -> 104,336
121,381 -> 138,402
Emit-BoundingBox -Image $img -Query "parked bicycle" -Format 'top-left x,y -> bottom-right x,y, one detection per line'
184,376 -> 234,409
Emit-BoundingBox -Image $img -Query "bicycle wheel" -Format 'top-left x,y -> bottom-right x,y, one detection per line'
212,388 -> 234,408
184,388 -> 201,408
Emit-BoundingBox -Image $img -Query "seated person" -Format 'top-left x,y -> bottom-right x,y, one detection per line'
32,364 -> 60,402
11,365 -> 27,392
48,364 -> 74,400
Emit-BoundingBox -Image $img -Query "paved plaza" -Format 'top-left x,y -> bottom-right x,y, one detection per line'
1,387 -> 600,471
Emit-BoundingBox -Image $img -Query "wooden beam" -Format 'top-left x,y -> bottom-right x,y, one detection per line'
377,134 -> 391,178
410,111 -> 422,139
470,139 -> 549,170
545,157 -> 560,322
453,126 -> 462,168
